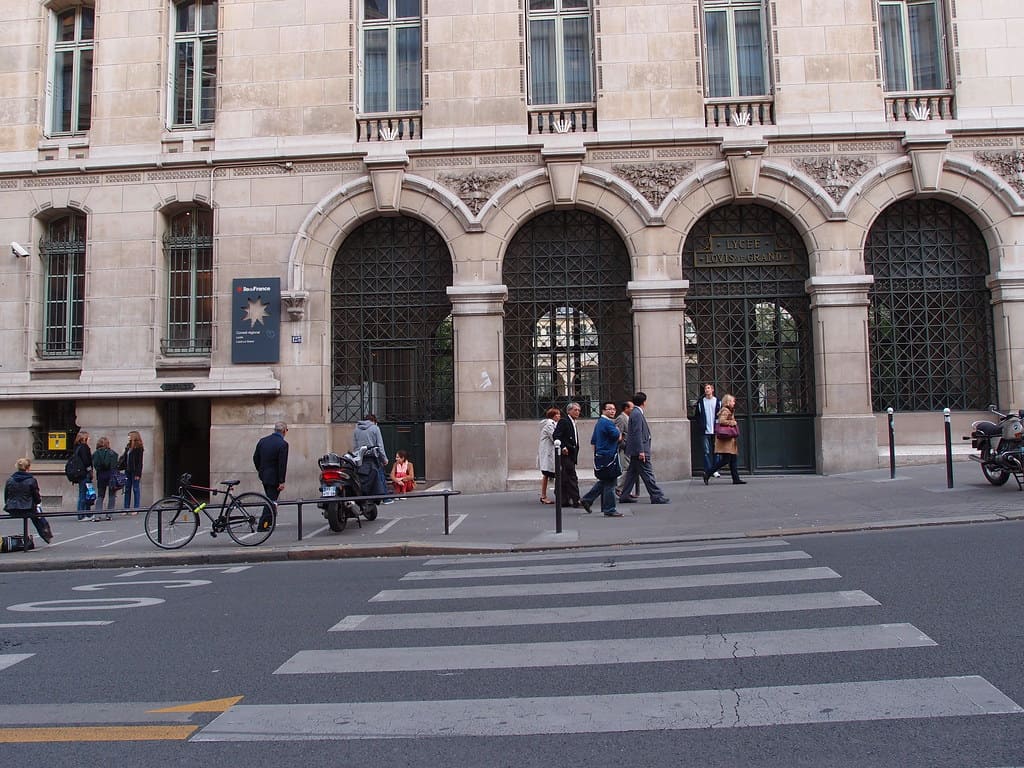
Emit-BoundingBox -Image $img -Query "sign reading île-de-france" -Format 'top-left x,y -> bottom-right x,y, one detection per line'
696,235 -> 797,268
231,277 -> 280,364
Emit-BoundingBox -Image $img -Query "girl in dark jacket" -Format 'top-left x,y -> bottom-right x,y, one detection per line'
121,431 -> 144,514
4,457 -> 53,543
73,431 -> 95,520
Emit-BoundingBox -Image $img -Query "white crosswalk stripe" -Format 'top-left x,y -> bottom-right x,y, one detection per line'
192,541 -> 1024,742
0,654 -> 34,672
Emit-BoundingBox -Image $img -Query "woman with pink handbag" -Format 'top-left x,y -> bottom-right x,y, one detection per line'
704,394 -> 747,485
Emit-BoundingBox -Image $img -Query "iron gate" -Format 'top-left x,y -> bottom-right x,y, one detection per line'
683,204 -> 816,473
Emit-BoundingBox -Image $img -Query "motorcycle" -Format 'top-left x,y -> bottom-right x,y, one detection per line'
316,446 -> 381,532
964,404 -> 1024,490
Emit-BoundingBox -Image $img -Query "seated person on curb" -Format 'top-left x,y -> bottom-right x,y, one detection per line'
390,450 -> 416,496
4,457 -> 53,544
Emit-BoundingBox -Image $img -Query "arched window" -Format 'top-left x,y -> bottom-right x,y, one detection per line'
504,210 -> 633,419
163,207 -> 213,355
39,213 -> 87,359
866,199 -> 995,411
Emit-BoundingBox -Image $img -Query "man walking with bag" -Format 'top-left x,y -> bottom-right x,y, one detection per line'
579,401 -> 622,517
253,421 -> 289,531
617,391 -> 670,505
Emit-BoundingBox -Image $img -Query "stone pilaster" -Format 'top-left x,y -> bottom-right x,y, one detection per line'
986,270 -> 1024,411
447,284 -> 508,492
626,280 -> 690,479
806,275 -> 878,473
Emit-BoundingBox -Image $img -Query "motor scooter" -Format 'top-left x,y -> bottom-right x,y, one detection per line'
317,446 -> 381,532
964,404 -> 1024,490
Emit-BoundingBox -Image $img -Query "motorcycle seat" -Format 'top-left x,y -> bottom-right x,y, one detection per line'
974,421 -> 1001,436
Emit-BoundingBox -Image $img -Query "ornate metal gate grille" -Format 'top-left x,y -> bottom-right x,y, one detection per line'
683,204 -> 815,472
331,217 -> 454,423
866,198 -> 995,411
504,210 -> 633,419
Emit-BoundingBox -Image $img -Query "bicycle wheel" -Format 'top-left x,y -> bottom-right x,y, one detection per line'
225,492 -> 275,546
144,496 -> 200,550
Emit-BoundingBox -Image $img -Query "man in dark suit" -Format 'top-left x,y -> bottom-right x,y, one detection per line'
552,402 -> 582,507
618,392 -> 670,504
253,421 -> 289,529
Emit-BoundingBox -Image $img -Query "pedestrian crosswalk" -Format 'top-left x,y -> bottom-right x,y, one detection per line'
193,538 -> 1024,742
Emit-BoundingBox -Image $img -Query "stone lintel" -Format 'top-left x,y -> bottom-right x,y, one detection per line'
542,145 -> 585,208
721,140 -> 767,199
902,133 -> 951,194
986,270 -> 1024,303
447,284 -> 508,316
626,280 -> 688,311
805,275 -> 875,308
365,152 -> 410,213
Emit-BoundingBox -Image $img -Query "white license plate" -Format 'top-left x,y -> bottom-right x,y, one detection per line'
320,486 -> 337,497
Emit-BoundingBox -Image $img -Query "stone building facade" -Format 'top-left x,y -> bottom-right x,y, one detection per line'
1,0 -> 1023,503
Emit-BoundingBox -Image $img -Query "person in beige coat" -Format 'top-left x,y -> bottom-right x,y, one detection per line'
704,394 -> 747,485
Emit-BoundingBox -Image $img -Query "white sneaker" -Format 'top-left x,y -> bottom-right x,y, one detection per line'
713,472 -> 721,478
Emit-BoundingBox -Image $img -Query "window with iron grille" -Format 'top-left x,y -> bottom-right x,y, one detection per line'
866,198 -> 995,412
170,0 -> 217,128
504,210 -> 633,420
702,0 -> 769,98
39,213 -> 86,360
526,0 -> 594,106
878,0 -> 947,92
331,217 -> 453,423
31,401 -> 79,461
361,0 -> 422,114
163,207 -> 213,355
48,6 -> 94,135
682,204 -> 814,416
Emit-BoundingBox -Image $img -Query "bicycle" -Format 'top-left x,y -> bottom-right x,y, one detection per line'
144,473 -> 276,550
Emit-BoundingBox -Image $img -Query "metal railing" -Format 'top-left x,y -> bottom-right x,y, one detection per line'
160,337 -> 212,356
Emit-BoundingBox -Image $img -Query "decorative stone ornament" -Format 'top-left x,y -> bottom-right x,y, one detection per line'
794,156 -> 871,203
438,170 -> 514,215
975,150 -> 1024,198
612,162 -> 694,208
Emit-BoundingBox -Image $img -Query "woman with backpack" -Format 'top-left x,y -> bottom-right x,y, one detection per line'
71,431 -> 95,521
92,436 -> 119,521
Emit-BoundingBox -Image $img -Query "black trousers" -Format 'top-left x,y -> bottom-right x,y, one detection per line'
558,454 -> 580,506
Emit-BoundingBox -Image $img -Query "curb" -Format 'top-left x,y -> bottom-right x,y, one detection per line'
0,512 -> 1015,573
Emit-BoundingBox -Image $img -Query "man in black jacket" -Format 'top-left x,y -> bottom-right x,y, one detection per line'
552,402 -> 582,507
253,422 -> 289,531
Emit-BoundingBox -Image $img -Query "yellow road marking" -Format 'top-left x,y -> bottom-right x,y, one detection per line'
148,695 -> 243,713
0,725 -> 197,742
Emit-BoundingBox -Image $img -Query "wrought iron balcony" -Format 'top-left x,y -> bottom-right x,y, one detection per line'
704,96 -> 775,128
356,112 -> 422,142
527,104 -> 598,135
160,337 -> 212,356
884,90 -> 955,122
36,340 -> 83,360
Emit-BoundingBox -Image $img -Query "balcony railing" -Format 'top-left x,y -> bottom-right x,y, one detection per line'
356,113 -> 422,142
884,90 -> 955,122
160,337 -> 212,356
527,105 -> 598,135
704,96 -> 775,128
36,340 -> 83,360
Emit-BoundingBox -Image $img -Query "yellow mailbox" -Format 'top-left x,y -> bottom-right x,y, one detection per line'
47,431 -> 67,451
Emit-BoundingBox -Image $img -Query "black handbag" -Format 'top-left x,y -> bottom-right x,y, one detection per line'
594,453 -> 621,481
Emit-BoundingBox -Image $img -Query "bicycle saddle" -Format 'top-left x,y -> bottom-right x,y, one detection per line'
219,480 -> 240,488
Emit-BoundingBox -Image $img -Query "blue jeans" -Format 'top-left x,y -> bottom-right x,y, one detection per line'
581,476 -> 617,515
702,433 -> 716,475
76,479 -> 94,519
123,476 -> 142,510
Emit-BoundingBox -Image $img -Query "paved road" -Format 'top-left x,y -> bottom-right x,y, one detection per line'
1,522 -> 1021,766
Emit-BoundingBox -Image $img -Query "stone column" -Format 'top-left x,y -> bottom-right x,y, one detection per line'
987,270 -> 1024,411
447,284 -> 508,493
805,275 -> 878,473
626,280 -> 689,480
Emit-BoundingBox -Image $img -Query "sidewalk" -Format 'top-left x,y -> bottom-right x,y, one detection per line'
1,462 -> 1021,572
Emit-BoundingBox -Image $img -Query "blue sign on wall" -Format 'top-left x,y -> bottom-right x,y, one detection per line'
231,278 -> 280,363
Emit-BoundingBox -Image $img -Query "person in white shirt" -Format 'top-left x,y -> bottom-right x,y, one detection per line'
693,383 -> 721,479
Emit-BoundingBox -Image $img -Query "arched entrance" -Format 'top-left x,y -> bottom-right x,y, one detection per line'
331,217 -> 454,475
683,204 -> 816,473
866,198 -> 995,411
503,210 -> 634,420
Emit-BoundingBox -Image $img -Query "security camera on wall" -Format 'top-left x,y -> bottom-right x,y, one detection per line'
11,242 -> 29,258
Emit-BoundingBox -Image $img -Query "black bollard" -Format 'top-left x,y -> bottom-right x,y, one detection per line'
553,439 -> 562,534
887,407 -> 896,479
943,407 -> 954,488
